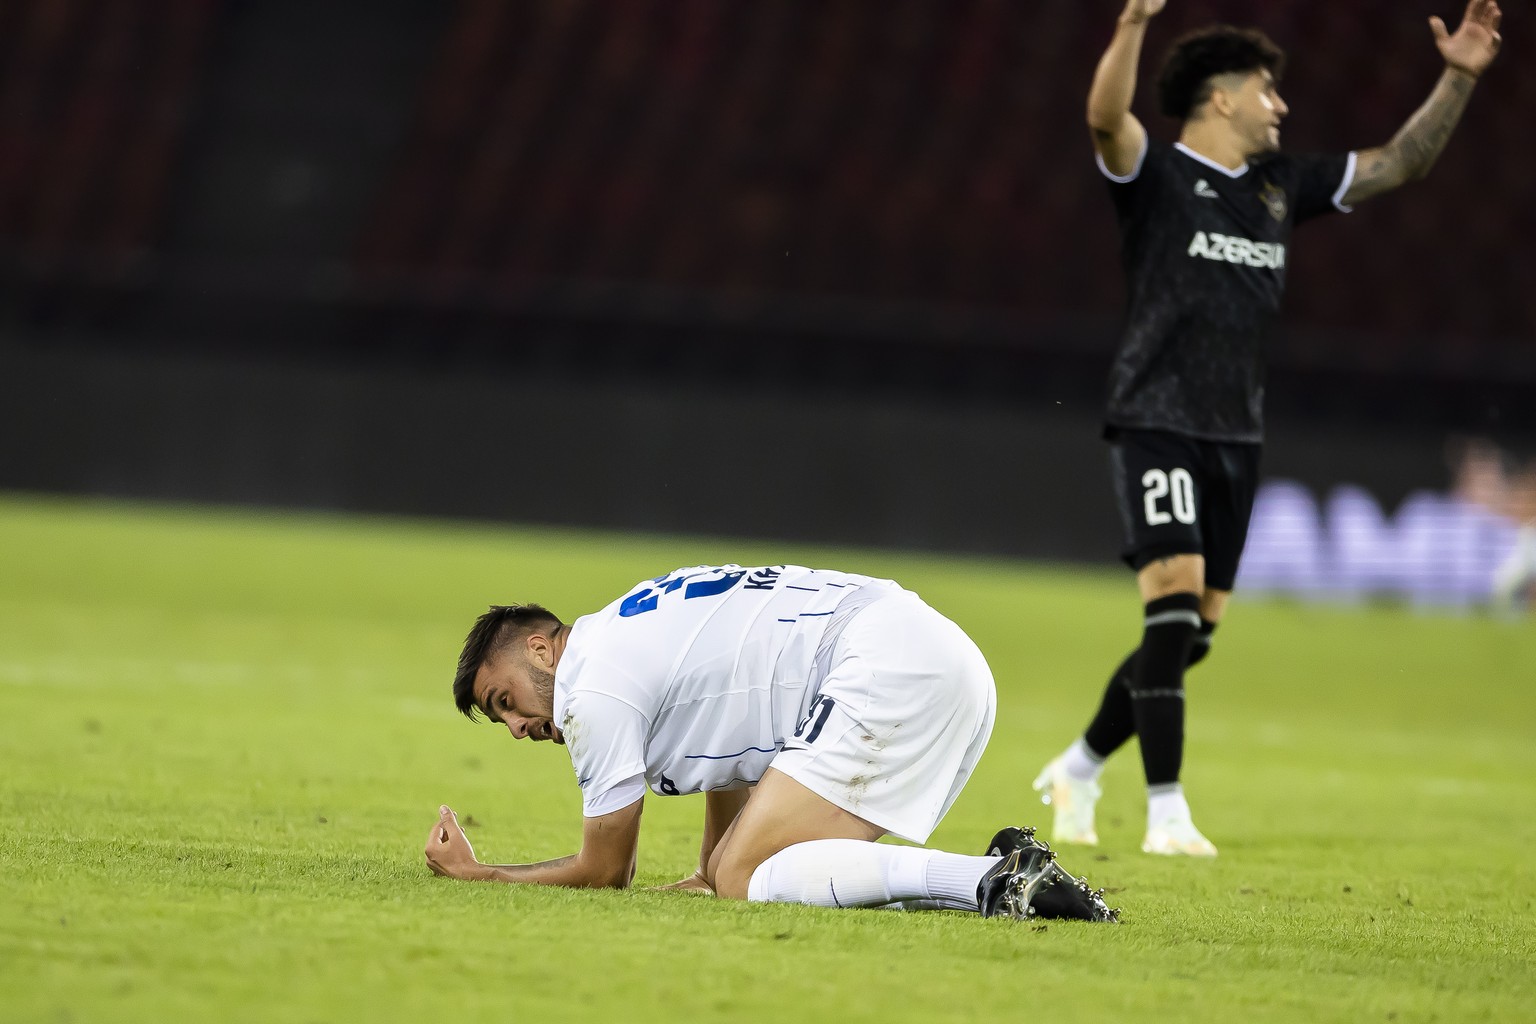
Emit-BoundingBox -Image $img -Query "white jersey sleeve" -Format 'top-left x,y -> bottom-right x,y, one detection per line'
561,689 -> 649,817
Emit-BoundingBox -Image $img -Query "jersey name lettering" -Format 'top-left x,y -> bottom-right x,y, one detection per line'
1186,230 -> 1286,270
742,566 -> 783,590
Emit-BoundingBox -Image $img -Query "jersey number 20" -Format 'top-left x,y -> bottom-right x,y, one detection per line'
1142,468 -> 1196,526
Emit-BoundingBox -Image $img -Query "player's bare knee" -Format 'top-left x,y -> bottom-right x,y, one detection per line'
1137,554 -> 1205,600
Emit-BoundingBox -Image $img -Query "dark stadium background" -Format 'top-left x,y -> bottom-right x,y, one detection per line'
1,0 -> 1531,568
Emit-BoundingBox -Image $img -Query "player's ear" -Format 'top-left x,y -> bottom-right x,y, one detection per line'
1206,72 -> 1246,119
525,631 -> 555,669
1208,83 -> 1235,119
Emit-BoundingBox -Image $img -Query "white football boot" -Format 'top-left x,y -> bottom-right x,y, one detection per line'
1031,757 -> 1101,846
1141,815 -> 1218,857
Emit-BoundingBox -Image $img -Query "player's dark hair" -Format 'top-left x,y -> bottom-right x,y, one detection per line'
452,604 -> 563,722
1157,25 -> 1285,121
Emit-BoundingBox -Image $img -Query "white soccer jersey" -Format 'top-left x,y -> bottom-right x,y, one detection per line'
553,564 -> 901,816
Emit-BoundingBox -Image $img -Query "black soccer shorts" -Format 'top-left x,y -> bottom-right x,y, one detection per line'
1106,428 -> 1262,592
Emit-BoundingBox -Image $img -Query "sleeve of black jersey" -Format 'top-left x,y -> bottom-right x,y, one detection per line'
1288,151 -> 1357,224
1100,137 -> 1163,221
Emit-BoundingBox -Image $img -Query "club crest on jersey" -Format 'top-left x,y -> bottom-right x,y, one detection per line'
1258,180 -> 1287,221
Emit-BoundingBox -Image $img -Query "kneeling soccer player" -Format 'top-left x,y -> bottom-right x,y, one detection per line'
424,564 -> 1117,922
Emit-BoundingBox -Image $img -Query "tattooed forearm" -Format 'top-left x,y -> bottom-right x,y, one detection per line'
1386,70 -> 1476,180
1345,69 -> 1477,204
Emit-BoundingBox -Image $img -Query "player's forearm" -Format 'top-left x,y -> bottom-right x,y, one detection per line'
1382,69 -> 1477,182
470,853 -> 630,888
1389,67 -> 1479,180
1087,14 -> 1151,133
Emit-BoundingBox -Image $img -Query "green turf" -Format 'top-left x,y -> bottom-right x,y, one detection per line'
2,493 -> 1533,1023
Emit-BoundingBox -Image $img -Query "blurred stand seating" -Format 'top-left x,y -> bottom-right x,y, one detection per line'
0,1 -> 1530,561
0,0 -> 214,282
353,0 -> 1531,380
1,0 -> 1527,406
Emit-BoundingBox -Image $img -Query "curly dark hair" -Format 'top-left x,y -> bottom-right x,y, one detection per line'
451,603 -> 563,721
1156,25 -> 1286,121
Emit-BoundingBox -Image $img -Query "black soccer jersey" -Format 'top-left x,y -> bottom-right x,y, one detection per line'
1101,139 -> 1354,443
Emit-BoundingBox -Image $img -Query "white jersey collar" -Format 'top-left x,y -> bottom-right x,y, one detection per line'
1174,142 -> 1250,178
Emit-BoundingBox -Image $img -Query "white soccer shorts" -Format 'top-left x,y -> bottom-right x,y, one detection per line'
771,590 -> 997,844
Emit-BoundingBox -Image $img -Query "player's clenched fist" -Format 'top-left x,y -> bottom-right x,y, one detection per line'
424,804 -> 481,879
1121,0 -> 1166,24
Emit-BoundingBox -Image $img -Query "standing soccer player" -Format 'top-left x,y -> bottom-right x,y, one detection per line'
1033,0 -> 1503,856
425,564 -> 1117,922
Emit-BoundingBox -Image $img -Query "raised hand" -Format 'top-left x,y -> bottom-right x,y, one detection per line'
1122,0 -> 1167,23
1432,0 -> 1503,78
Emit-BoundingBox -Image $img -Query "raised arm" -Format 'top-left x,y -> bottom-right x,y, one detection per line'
1088,0 -> 1165,176
424,800 -> 643,888
1344,0 -> 1503,205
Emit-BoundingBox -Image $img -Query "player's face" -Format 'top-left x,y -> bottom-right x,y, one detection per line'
473,643 -> 565,745
1234,69 -> 1288,155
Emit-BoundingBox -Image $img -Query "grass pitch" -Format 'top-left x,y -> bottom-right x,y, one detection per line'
2,494 -> 1533,1023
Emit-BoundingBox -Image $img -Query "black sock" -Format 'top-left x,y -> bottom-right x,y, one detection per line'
1082,649 -> 1137,759
1129,593 -> 1201,787
1081,616 -> 1217,762
1187,618 -> 1217,668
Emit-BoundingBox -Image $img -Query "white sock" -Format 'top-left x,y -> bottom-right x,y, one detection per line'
1062,737 -> 1106,781
882,899 -> 945,911
1147,782 -> 1191,828
923,850 -> 998,911
746,840 -> 998,912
